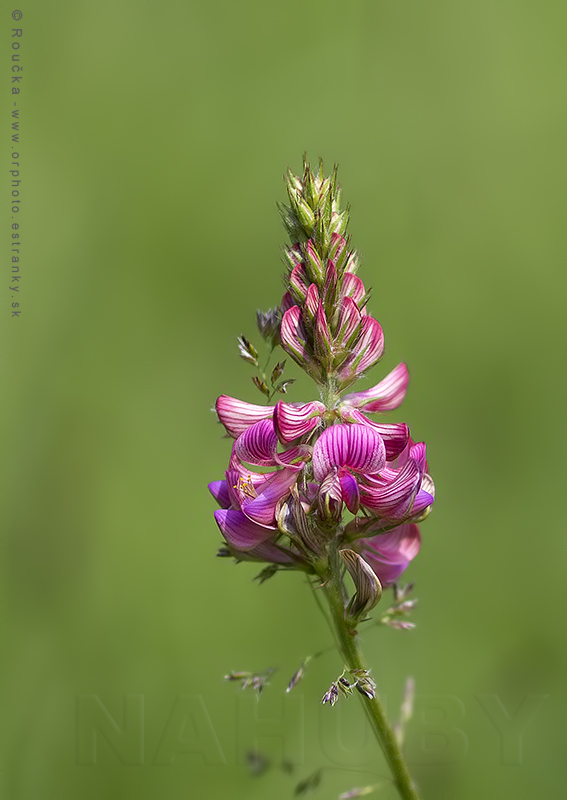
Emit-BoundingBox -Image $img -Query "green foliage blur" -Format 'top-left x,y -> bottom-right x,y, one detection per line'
2,2 -> 566,798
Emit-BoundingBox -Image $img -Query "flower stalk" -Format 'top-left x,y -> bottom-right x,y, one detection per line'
209,157 -> 435,800
323,538 -> 420,800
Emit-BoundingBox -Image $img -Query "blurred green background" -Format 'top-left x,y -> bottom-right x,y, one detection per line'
2,1 -> 566,798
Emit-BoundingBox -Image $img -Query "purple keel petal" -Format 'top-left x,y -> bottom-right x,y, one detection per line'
341,363 -> 409,412
241,468 -> 300,526
362,524 -> 421,587
273,400 -> 325,443
208,480 -> 231,508
214,508 -> 275,550
312,424 -> 386,481
411,488 -> 435,515
339,469 -> 360,514
216,395 -> 274,438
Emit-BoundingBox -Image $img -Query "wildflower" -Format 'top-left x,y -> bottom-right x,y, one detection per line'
209,157 -> 434,596
209,158 -> 435,800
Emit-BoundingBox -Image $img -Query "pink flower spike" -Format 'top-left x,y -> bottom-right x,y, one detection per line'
214,508 -> 275,550
216,395 -> 274,438
341,363 -> 409,413
273,400 -> 325,443
312,424 -> 386,481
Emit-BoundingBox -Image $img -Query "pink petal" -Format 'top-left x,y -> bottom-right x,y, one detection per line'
305,284 -> 320,322
214,508 -> 275,550
328,233 -> 347,267
312,424 -> 386,481
274,443 -> 312,467
241,468 -> 300,526
208,480 -> 231,508
341,272 -> 366,307
243,540 -> 297,564
280,291 -> 295,314
359,460 -> 421,518
314,303 -> 332,357
226,467 -> 266,511
216,395 -> 274,438
338,316 -> 384,380
336,296 -> 362,348
305,240 -> 324,282
234,419 -> 278,466
341,363 -> 409,412
339,407 -> 409,461
362,524 -> 421,587
273,400 -> 326,443
281,306 -> 311,366
353,317 -> 385,373
289,266 -> 308,302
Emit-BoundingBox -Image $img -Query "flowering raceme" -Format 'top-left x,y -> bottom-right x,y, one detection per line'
209,160 -> 435,594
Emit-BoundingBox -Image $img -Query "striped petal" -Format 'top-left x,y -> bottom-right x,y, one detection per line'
359,460 -> 421,519
341,363 -> 409,412
339,407 -> 409,461
234,419 -> 278,466
214,508 -> 275,550
314,303 -> 332,357
241,468 -> 300,526
362,524 -> 421,587
341,272 -> 366,307
216,395 -> 273,438
312,424 -> 386,481
281,306 -> 311,366
338,317 -> 384,381
274,400 -> 325,443
305,284 -> 320,323
336,296 -> 362,348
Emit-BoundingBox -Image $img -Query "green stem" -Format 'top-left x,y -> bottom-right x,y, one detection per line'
321,545 -> 421,800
